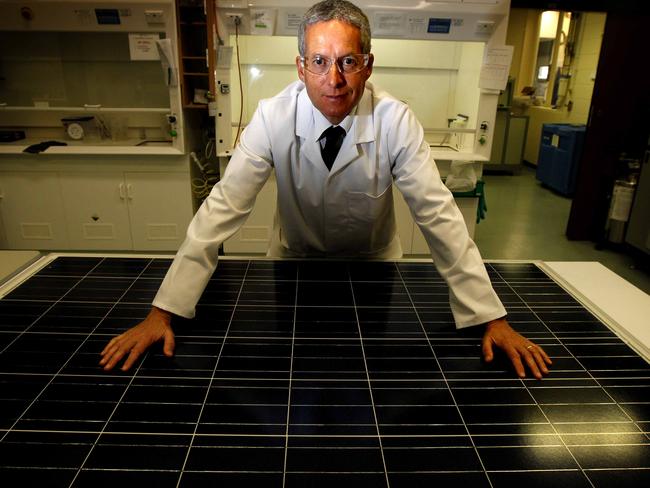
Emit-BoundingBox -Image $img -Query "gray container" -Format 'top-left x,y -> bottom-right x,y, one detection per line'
606,180 -> 636,243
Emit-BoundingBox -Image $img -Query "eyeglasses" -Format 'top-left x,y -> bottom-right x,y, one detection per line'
300,54 -> 370,76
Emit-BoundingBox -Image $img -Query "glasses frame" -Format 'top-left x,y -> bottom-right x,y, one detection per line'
300,53 -> 371,76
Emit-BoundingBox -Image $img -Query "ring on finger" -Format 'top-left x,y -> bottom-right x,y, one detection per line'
526,344 -> 535,350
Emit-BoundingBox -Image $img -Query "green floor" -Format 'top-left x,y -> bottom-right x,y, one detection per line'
474,166 -> 650,295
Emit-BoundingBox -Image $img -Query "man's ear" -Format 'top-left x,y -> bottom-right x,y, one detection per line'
296,56 -> 305,82
365,53 -> 374,78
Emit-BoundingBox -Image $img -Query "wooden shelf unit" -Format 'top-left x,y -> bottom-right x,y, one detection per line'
176,0 -> 216,109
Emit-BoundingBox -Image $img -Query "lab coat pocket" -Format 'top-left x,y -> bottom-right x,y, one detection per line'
347,185 -> 392,223
347,185 -> 394,252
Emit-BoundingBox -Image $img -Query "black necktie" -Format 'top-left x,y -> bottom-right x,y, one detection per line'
320,126 -> 346,170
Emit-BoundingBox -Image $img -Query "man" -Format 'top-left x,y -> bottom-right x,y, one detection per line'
100,0 -> 551,378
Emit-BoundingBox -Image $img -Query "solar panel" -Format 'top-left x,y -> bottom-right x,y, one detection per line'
1,256 -> 649,487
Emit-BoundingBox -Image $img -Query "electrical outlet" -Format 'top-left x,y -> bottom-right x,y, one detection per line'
226,12 -> 243,24
475,20 -> 495,34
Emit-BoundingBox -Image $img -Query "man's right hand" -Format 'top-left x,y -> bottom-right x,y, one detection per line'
99,306 -> 175,372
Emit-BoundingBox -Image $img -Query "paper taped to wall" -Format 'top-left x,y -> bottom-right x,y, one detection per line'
479,45 -> 513,91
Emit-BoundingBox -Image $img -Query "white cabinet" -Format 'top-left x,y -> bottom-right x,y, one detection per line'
393,188 -> 477,255
60,172 -> 191,251
0,172 -> 69,249
126,172 -> 193,250
60,173 -> 132,250
222,173 -> 277,254
0,169 -> 192,252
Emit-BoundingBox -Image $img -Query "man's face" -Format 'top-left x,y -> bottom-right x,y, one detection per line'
296,20 -> 373,125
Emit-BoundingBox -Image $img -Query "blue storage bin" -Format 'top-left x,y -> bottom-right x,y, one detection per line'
536,124 -> 585,195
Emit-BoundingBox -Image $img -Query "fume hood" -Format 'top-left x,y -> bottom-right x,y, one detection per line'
213,0 -> 512,163
211,0 -> 513,253
0,0 -> 185,155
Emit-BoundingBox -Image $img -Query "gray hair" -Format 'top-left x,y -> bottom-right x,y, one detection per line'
298,0 -> 372,56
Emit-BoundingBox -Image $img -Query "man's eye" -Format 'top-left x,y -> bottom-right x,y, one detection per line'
342,56 -> 357,66
313,57 -> 326,66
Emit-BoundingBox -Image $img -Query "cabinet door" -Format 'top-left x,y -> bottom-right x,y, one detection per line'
504,116 -> 528,166
125,172 -> 193,251
223,173 -> 277,254
0,172 -> 69,249
60,173 -> 132,250
489,110 -> 508,165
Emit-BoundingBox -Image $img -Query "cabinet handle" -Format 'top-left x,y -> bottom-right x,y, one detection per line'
119,183 -> 126,200
127,184 -> 134,200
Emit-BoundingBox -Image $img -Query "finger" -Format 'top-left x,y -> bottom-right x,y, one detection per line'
100,336 -> 122,356
527,344 -> 552,370
531,349 -> 550,375
162,330 -> 176,357
121,344 -> 146,372
103,347 -> 128,371
538,346 -> 553,365
522,350 -> 543,379
99,342 -> 122,365
481,334 -> 495,363
506,349 -> 526,378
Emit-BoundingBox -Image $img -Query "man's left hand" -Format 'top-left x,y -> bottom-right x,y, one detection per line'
482,318 -> 552,379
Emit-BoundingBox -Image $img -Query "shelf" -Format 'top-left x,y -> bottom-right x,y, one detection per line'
177,0 -> 215,109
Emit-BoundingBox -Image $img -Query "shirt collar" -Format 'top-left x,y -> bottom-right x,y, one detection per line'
312,104 -> 355,141
295,80 -> 374,143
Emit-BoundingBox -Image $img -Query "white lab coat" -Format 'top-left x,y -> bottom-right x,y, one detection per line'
153,81 -> 506,328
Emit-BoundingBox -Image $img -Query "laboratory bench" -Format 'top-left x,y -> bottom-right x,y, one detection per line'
0,253 -> 649,487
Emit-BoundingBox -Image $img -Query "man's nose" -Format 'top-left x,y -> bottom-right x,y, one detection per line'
326,61 -> 346,85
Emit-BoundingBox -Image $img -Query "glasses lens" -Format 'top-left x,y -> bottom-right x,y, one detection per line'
339,54 -> 367,73
304,55 -> 331,75
303,54 -> 368,75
